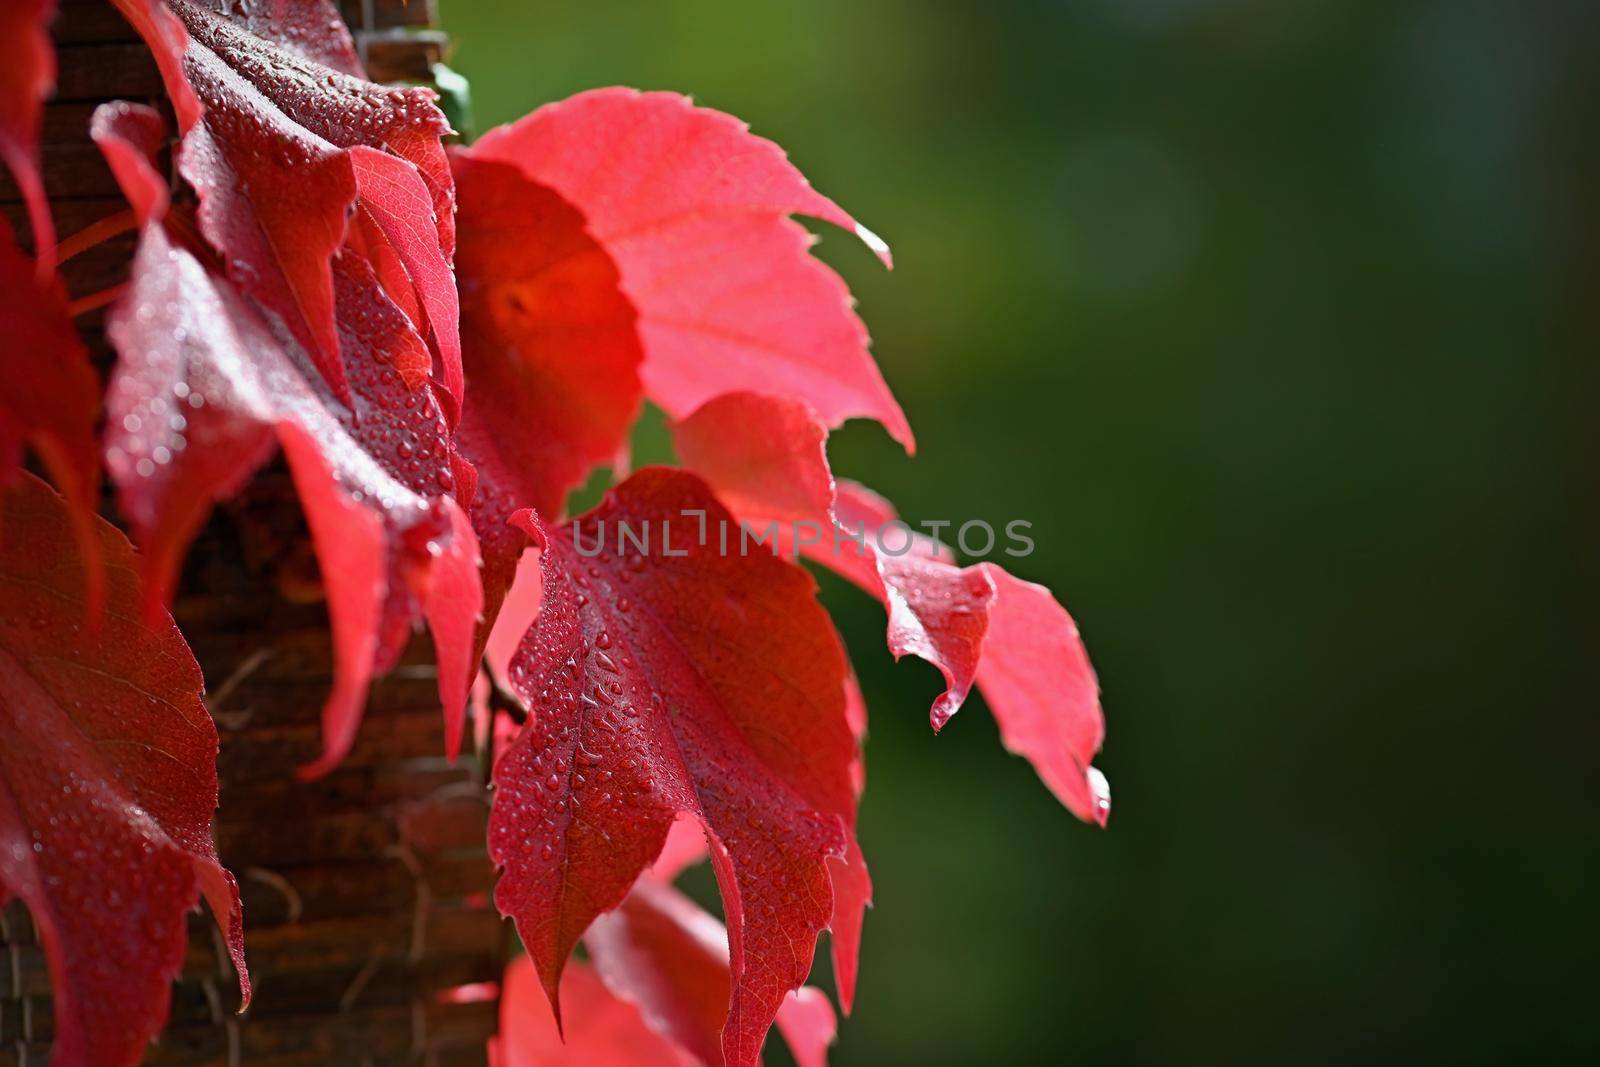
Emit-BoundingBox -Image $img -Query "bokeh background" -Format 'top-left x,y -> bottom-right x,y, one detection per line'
443,2 -> 1596,1063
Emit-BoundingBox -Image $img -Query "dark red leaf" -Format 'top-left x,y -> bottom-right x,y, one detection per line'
346,144 -> 463,398
487,469 -> 860,1067
94,103 -> 479,774
633,701 -> 873,1020
459,87 -> 912,451
109,0 -> 457,402
0,216 -> 103,616
586,877 -> 838,1067
0,472 -> 248,1067
673,391 -> 1111,825
167,0 -> 457,258
185,0 -> 362,76
0,0 -> 56,262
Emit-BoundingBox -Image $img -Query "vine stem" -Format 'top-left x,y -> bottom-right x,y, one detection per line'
50,209 -> 138,267
69,282 -> 129,317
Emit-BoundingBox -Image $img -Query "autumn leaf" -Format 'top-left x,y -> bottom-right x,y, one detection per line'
94,102 -> 480,775
461,87 -> 907,447
587,876 -> 838,1067
493,957 -> 696,1067
640,702 -> 874,1021
488,469 -> 861,1067
109,0 -> 458,403
674,391 -> 1111,825
0,0 -> 57,263
452,86 -> 910,654
0,216 -> 103,617
0,472 -> 248,1067
185,0 -> 364,75
450,152 -> 643,650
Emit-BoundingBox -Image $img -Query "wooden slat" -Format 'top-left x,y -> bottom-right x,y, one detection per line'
53,42 -> 164,100
363,31 -> 448,82
341,0 -> 440,31
52,0 -> 142,46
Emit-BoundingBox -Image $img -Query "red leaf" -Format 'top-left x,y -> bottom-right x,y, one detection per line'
460,87 -> 912,452
0,217 -> 104,617
973,565 -> 1110,822
586,877 -> 838,1067
0,472 -> 248,1067
450,152 -> 644,648
673,391 -> 1111,825
167,0 -> 457,257
348,144 -> 464,401
110,0 -> 457,403
91,101 -> 170,225
826,828 -> 872,1015
94,103 -> 479,775
0,0 -> 57,263
184,0 -> 362,76
493,957 -> 696,1067
487,469 -> 860,1067
646,813 -> 713,883
451,152 -> 644,521
421,492 -> 484,761
621,692 -> 872,1018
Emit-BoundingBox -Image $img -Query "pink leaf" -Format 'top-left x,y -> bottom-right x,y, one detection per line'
974,566 -> 1111,825
0,472 -> 249,1067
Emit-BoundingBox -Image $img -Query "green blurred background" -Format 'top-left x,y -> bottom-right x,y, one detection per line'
443,1 -> 1596,1063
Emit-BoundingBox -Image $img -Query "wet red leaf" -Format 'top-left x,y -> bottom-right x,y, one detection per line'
0,0 -> 57,262
458,87 -> 911,451
586,877 -> 838,1067
94,102 -> 479,775
674,391 -> 1111,825
0,472 -> 248,1067
0,217 -> 103,616
185,0 -> 362,75
110,0 -> 457,403
488,469 -> 860,1067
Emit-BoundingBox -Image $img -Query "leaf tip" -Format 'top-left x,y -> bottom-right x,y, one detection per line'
853,222 -> 893,269
1087,766 -> 1112,828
